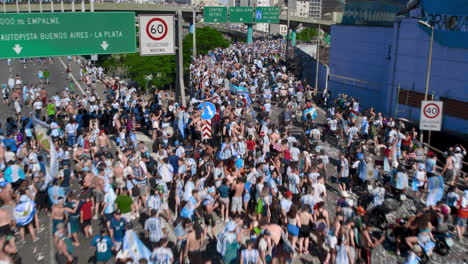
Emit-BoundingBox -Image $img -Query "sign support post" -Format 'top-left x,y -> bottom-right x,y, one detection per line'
247,24 -> 253,43
192,7 -> 197,59
176,10 -> 186,107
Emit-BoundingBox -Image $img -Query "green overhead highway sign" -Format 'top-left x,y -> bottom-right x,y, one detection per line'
204,7 -> 228,23
0,12 -> 136,59
255,7 -> 280,23
229,7 -> 254,23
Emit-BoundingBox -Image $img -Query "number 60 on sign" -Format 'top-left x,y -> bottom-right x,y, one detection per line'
139,15 -> 175,56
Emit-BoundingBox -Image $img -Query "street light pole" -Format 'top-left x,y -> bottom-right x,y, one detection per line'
315,24 -> 320,90
193,7 -> 197,59
418,20 -> 434,144
285,7 -> 290,67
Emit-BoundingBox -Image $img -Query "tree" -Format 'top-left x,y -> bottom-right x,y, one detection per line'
183,26 -> 230,67
123,53 -> 176,92
101,26 -> 229,92
296,28 -> 318,42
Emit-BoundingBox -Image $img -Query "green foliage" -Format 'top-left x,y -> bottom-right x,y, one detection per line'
183,26 -> 230,67
101,26 -> 229,92
123,53 -> 176,91
296,28 -> 318,42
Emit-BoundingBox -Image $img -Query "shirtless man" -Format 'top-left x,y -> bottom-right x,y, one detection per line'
0,182 -> 16,228
0,208 -> 14,246
92,169 -> 106,219
183,223 -> 206,264
113,159 -> 125,190
360,224 -> 384,264
442,152 -> 455,186
231,178 -> 245,216
339,219 -> 356,264
51,197 -> 78,236
96,131 -> 111,154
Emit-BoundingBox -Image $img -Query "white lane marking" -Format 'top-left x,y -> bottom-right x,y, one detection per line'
57,57 -> 85,95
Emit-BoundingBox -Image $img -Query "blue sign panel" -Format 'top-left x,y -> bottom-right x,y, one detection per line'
255,11 -> 262,20
200,102 -> 216,120
420,0 -> 468,49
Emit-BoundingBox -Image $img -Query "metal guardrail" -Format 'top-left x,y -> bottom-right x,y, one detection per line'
422,142 -> 468,179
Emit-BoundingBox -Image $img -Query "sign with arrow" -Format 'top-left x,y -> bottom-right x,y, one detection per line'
199,102 -> 216,120
0,12 -> 136,59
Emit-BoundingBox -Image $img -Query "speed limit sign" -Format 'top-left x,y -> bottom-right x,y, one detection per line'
139,15 -> 175,56
420,100 -> 443,131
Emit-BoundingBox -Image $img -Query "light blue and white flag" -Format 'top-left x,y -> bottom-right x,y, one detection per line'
303,107 -> 317,120
426,175 -> 444,206
122,230 -> 151,263
229,83 -> 250,94
15,200 -> 36,226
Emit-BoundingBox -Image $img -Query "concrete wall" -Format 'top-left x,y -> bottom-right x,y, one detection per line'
329,25 -> 393,113
294,46 -> 328,91
328,19 -> 468,133
387,19 -> 468,133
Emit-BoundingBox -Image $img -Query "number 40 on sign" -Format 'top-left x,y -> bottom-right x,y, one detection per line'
420,100 -> 443,131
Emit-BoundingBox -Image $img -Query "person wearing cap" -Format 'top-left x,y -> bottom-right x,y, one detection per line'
453,145 -> 466,184
108,210 -> 127,251
51,195 -> 78,235
91,229 -> 114,264
413,163 -> 427,202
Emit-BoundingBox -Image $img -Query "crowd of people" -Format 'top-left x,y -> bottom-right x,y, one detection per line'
0,39 -> 466,264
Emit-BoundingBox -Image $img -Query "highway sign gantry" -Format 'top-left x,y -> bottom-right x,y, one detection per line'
0,12 -> 136,59
204,7 -> 228,23
139,15 -> 175,56
229,7 -> 254,23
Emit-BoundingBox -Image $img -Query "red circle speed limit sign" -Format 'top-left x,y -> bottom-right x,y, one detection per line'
423,103 -> 440,119
146,18 -> 168,41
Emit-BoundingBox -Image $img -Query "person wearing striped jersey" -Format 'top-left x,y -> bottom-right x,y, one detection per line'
144,209 -> 165,249
240,240 -> 260,264
151,238 -> 173,264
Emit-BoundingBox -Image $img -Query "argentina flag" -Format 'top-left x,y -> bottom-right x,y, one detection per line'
426,175 -> 444,206
229,83 -> 250,94
122,230 -> 151,263
303,107 -> 317,120
15,200 -> 36,227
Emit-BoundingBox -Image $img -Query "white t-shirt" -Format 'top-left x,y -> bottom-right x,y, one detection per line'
328,119 -> 338,131
33,101 -> 42,110
290,147 -> 300,161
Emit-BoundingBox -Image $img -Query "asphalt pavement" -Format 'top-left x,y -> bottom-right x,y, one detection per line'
2,58 -> 466,264
0,57 -> 77,263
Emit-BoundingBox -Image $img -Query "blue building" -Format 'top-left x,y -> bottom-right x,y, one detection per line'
328,16 -> 468,134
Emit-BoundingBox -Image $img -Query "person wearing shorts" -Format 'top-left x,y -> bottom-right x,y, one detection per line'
231,197 -> 243,214
455,192 -> 468,240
